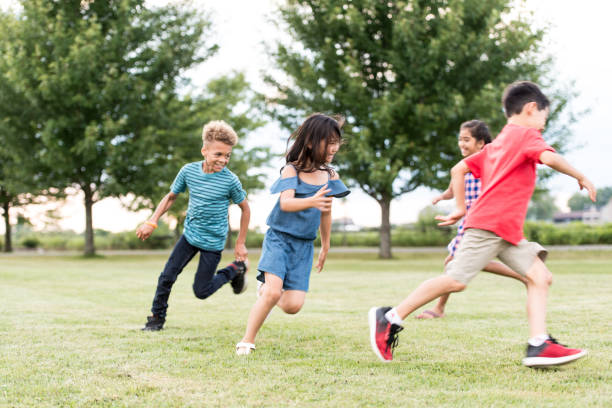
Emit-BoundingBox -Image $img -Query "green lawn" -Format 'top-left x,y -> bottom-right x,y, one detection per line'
1,250 -> 611,407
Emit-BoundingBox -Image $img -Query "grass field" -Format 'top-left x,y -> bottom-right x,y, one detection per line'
1,250 -> 611,407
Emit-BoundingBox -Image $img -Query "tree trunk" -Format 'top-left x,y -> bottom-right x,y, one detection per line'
2,199 -> 12,253
83,184 -> 95,256
378,195 -> 392,259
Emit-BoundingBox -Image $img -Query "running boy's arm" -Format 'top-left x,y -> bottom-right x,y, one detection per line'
435,160 -> 469,226
234,199 -> 250,262
539,151 -> 597,202
136,192 -> 178,241
279,166 -> 332,212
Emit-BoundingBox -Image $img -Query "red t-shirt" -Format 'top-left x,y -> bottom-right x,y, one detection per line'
463,124 -> 555,245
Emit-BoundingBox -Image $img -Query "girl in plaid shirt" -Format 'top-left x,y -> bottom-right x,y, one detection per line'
416,120 -> 527,319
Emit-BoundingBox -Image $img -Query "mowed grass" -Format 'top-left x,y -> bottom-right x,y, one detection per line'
1,250 -> 611,407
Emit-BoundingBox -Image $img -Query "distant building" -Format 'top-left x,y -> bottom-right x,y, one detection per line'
553,200 -> 612,224
600,199 -> 612,223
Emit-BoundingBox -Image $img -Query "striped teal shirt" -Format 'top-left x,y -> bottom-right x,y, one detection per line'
171,162 -> 246,251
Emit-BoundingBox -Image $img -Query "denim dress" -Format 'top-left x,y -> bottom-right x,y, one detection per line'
257,172 -> 350,291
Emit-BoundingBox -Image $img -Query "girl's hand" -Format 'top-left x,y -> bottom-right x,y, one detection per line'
311,184 -> 333,212
136,223 -> 155,241
432,195 -> 443,205
315,248 -> 328,273
234,242 -> 248,263
435,209 -> 466,226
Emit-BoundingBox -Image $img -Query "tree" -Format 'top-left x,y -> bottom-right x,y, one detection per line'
526,191 -> 558,221
568,186 -> 612,211
266,0 -> 573,258
0,11 -> 64,252
2,0 -> 216,255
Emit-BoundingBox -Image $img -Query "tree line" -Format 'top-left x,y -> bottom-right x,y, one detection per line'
1,0 -> 577,258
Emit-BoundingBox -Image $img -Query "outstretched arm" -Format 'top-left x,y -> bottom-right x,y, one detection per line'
136,192 -> 178,241
435,160 -> 470,226
432,183 -> 453,204
539,151 -> 597,202
234,200 -> 250,262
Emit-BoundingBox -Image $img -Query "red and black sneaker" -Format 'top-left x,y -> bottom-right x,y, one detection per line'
522,335 -> 587,367
368,306 -> 403,362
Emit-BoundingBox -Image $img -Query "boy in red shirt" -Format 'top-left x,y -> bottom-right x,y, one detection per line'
369,81 -> 597,367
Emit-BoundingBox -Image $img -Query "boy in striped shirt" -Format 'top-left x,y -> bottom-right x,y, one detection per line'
137,120 -> 251,331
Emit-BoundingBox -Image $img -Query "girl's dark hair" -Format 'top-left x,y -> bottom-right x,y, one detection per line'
285,113 -> 344,175
460,120 -> 492,144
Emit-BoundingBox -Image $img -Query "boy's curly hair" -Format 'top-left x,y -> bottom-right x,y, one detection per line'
202,120 -> 238,146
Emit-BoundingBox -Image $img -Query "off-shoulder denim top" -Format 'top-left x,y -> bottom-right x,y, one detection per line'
266,167 -> 350,240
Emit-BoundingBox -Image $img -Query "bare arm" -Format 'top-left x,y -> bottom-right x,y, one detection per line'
136,192 -> 178,241
539,151 -> 597,201
435,160 -> 469,226
315,200 -> 332,273
432,184 -> 453,204
234,200 -> 250,262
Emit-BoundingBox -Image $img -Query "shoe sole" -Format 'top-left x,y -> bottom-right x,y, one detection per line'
523,349 -> 587,367
368,307 -> 391,363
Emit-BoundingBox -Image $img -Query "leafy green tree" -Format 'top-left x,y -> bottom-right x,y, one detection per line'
526,191 -> 559,221
2,0 -> 215,255
0,11 -> 64,252
568,186 -> 612,211
267,0 -> 574,258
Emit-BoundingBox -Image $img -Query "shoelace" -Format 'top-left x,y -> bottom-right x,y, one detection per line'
386,324 -> 404,352
546,335 -> 565,347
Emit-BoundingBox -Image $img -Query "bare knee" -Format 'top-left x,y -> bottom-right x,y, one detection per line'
282,301 -> 304,315
261,287 -> 282,305
449,279 -> 466,293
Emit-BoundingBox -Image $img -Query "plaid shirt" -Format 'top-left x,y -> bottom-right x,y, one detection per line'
447,172 -> 481,256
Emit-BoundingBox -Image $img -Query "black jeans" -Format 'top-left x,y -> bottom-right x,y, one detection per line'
150,235 -> 237,318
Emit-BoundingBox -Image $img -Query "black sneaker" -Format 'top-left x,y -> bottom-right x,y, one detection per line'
141,315 -> 165,331
229,260 -> 248,294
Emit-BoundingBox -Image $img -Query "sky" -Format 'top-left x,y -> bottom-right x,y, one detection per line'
2,0 -> 611,233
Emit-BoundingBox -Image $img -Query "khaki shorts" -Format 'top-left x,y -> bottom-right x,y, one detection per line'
445,228 -> 547,285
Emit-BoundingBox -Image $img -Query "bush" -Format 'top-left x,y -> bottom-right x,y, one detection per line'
20,236 -> 40,249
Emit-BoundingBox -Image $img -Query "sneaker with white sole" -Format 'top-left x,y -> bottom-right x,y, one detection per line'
522,335 -> 587,367
368,306 -> 403,362
229,260 -> 248,294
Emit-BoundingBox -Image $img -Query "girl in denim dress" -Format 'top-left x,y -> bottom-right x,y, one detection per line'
236,113 -> 350,355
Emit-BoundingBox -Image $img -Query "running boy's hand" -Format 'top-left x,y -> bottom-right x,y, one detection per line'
435,209 -> 466,226
578,177 -> 597,202
136,223 -> 155,241
315,248 -> 328,273
311,184 -> 333,212
234,242 -> 248,263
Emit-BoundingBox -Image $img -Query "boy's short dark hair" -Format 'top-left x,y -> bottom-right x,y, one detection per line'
502,81 -> 550,117
460,120 -> 492,144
